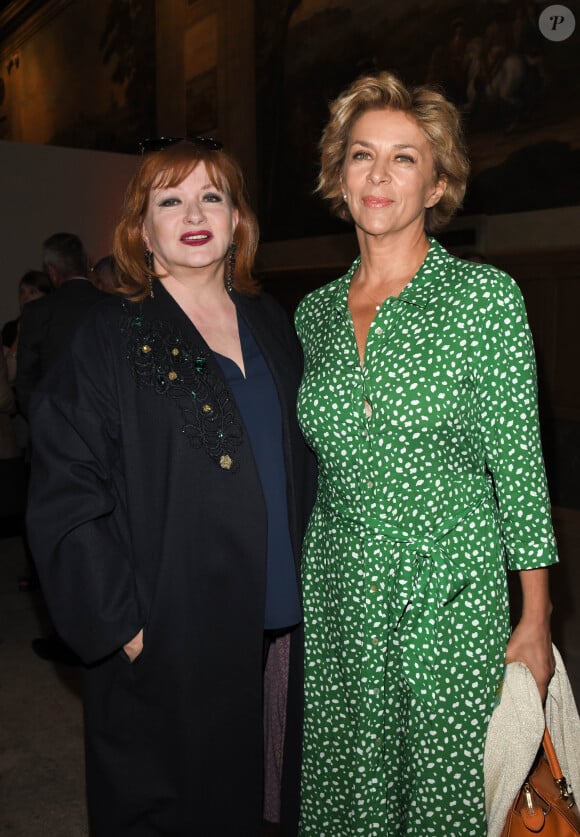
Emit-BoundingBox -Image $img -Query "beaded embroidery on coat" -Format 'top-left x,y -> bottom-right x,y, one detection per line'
121,304 -> 243,471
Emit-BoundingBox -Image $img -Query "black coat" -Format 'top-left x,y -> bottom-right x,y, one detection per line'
16,277 -> 106,416
26,284 -> 316,836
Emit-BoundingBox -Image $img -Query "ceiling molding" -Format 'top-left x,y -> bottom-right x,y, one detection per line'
0,0 -> 75,58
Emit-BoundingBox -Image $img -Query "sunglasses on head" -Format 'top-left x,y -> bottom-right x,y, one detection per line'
138,136 -> 223,155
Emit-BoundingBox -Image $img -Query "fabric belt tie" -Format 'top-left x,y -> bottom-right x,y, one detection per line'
318,477 -> 492,702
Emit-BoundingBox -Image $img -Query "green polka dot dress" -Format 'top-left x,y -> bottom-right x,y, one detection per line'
294,239 -> 558,836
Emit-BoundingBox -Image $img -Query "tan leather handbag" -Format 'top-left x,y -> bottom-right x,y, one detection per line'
502,727 -> 580,835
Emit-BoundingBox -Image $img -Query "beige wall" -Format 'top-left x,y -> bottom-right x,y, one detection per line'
0,140 -> 137,324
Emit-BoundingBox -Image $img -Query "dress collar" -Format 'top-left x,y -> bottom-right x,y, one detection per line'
329,237 -> 449,314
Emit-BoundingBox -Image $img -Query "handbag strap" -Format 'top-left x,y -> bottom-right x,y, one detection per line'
542,726 -> 564,781
542,725 -> 576,804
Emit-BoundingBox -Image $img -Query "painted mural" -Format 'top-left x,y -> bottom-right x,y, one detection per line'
256,0 -> 580,240
0,0 -> 155,154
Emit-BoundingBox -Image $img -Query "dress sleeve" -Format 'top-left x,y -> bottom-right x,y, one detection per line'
26,308 -> 143,663
293,295 -> 310,353
474,271 -> 558,571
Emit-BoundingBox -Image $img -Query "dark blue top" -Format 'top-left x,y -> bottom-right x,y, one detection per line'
214,313 -> 301,630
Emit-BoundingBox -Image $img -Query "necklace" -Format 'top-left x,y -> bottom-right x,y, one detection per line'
357,282 -> 383,312
352,264 -> 385,311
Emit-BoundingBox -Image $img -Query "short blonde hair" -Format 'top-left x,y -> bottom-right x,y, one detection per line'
318,71 -> 470,233
114,142 -> 259,299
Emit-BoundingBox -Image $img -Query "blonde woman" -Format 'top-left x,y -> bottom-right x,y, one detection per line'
295,71 -> 556,836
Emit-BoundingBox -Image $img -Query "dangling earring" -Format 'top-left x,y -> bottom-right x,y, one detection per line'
144,249 -> 155,298
343,193 -> 348,202
225,243 -> 236,293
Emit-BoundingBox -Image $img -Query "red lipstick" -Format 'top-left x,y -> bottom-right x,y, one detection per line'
180,230 -> 213,246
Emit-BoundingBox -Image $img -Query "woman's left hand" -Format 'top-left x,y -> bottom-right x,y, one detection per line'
123,628 -> 144,663
505,619 -> 555,702
505,567 -> 555,702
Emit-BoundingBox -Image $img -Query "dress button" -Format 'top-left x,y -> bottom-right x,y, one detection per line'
375,327 -> 383,335
371,636 -> 379,645
366,480 -> 374,489
370,584 -> 378,593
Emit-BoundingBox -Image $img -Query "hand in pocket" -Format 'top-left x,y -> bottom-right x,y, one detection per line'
123,628 -> 144,662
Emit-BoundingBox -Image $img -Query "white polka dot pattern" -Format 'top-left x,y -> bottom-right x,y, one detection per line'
294,239 -> 558,836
